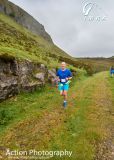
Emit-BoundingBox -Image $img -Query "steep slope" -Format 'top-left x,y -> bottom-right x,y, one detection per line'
0,13 -> 71,64
0,13 -> 73,101
0,0 -> 53,43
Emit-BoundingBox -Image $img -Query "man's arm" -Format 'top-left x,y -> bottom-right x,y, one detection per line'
56,70 -> 60,82
66,70 -> 72,81
66,76 -> 72,81
56,76 -> 60,82
68,77 -> 72,80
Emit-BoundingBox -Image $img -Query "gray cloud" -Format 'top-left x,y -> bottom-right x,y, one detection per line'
10,0 -> 114,57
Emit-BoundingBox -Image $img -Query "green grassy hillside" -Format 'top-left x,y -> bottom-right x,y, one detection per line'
78,58 -> 114,73
2,13 -> 109,76
0,13 -> 71,67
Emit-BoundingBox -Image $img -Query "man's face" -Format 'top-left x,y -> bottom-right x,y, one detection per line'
61,63 -> 66,70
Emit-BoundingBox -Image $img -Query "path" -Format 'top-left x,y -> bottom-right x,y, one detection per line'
0,72 -> 114,160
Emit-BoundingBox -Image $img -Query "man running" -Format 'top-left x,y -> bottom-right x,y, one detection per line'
56,62 -> 72,107
110,66 -> 114,77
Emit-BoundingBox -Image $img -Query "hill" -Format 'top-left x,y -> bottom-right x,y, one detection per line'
0,1 -> 112,102
0,12 -> 75,101
0,0 -> 53,43
77,57 -> 114,73
0,13 -> 71,65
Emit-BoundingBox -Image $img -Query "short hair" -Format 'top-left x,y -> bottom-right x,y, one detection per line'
61,62 -> 66,65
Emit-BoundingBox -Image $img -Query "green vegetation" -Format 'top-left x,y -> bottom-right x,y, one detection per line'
108,75 -> 114,116
0,10 -> 114,160
0,86 -> 58,133
0,13 -> 70,66
0,72 -> 114,160
78,57 -> 114,73
0,13 -> 96,75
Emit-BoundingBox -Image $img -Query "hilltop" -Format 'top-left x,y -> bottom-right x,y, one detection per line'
77,57 -> 114,73
0,0 -> 52,43
0,13 -> 72,65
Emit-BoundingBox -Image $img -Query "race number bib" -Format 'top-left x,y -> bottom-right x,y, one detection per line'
61,79 -> 66,82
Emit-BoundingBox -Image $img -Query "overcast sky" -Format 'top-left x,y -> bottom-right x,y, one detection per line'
10,0 -> 114,57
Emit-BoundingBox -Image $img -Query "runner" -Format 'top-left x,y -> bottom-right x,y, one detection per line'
56,62 -> 72,108
110,66 -> 114,77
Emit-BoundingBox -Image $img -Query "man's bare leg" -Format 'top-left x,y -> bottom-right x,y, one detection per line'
60,91 -> 68,107
60,91 -> 64,96
62,91 -> 68,107
63,91 -> 67,101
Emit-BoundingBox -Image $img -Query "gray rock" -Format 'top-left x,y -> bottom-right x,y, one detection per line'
0,55 -> 47,101
34,73 -> 45,82
0,0 -> 53,43
40,64 -> 46,70
48,69 -> 56,78
0,55 -> 57,101
0,75 -> 19,102
22,82 -> 43,92
48,69 -> 57,84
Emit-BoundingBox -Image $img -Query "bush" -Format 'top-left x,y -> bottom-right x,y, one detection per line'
59,56 -> 94,76
0,108 -> 14,125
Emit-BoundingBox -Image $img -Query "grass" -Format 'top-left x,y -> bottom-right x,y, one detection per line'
47,75 -> 98,160
108,75 -> 114,123
108,75 -> 114,100
0,13 -> 104,75
0,11 -> 114,160
78,58 -> 114,73
0,72 -> 113,160
46,72 -> 113,160
0,85 -> 61,135
0,13 -> 71,67
0,74 -> 80,135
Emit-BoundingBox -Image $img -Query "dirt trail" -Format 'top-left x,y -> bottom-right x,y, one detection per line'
0,77 -> 94,151
92,73 -> 114,160
0,72 -> 114,160
0,74 -> 97,160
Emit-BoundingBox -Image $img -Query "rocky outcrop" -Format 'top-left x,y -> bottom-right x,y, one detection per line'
0,0 -> 53,43
0,54 -> 57,102
48,69 -> 57,85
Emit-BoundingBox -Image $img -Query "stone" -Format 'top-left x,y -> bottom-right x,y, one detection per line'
34,73 -> 45,82
48,69 -> 57,85
22,82 -> 43,92
40,64 -> 46,70
0,55 -> 58,101
0,56 -> 47,101
0,76 -> 19,102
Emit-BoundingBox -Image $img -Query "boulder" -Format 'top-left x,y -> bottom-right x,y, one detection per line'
48,69 -> 57,85
0,55 -> 48,101
0,75 -> 19,102
34,73 -> 45,82
40,64 -> 46,70
0,55 -> 58,101
22,81 -> 43,92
